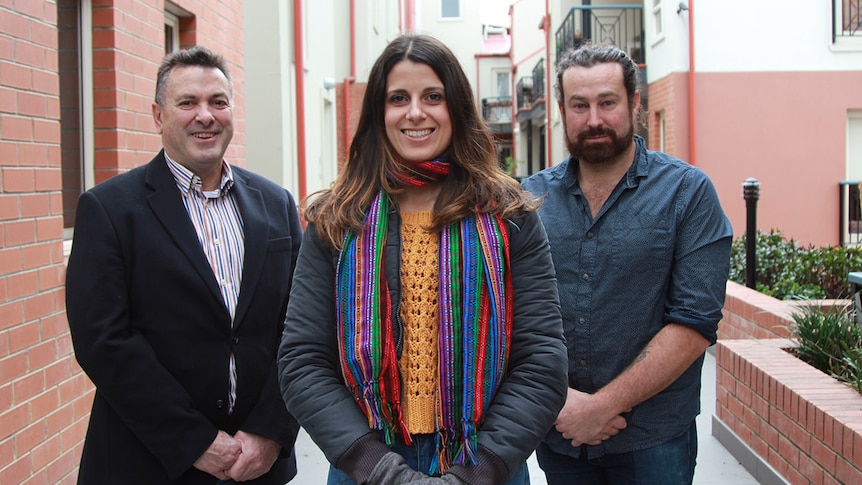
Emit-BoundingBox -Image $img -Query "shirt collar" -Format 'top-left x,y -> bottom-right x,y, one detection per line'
165,154 -> 235,195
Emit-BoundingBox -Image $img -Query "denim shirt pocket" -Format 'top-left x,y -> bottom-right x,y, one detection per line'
610,222 -> 673,274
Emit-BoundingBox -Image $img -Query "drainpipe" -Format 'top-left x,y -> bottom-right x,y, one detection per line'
544,0 -> 552,168
687,0 -> 697,165
476,56 -> 481,106
342,0 -> 356,167
509,3 -> 517,174
293,0 -> 307,202
401,0 -> 415,33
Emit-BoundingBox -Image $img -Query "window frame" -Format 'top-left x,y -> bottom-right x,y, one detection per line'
834,0 -> 862,48
59,0 -> 95,246
165,11 -> 180,54
651,0 -> 664,40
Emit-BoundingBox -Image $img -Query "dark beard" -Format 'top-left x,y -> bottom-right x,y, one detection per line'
565,124 -> 634,165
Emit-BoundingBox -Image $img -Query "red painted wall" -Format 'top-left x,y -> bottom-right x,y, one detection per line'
695,71 -> 862,247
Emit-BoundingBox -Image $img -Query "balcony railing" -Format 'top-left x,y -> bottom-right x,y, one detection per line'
556,5 -> 644,65
481,96 -> 512,124
516,76 -> 533,111
840,181 -> 862,246
834,0 -> 862,41
532,58 -> 545,102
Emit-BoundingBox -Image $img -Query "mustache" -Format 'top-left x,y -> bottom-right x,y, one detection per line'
578,128 -> 616,140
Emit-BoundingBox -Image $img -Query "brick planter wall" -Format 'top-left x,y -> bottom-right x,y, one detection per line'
716,281 -> 862,484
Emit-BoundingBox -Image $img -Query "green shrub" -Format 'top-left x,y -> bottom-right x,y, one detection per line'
729,229 -> 862,300
789,304 -> 862,394
732,230 -> 862,394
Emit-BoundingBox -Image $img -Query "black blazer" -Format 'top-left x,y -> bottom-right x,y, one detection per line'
66,151 -> 302,484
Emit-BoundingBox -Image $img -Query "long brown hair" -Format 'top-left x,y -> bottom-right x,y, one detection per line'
306,34 -> 537,248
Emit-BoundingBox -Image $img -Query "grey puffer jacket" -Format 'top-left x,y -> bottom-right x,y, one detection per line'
278,209 -> 567,485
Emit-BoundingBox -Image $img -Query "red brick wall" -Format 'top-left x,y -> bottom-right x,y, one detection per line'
719,281 -> 850,340
717,281 -> 862,484
0,2 -> 245,483
335,80 -> 367,167
645,72 -> 689,162
717,339 -> 862,484
719,281 -> 795,340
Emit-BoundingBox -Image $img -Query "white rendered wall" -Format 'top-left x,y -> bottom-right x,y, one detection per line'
648,0 -> 862,83
243,0 -> 298,194
414,0 -> 485,101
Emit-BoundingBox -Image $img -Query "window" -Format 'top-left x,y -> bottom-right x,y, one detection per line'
495,70 -> 510,97
165,2 -> 192,52
165,11 -> 180,54
441,0 -> 459,19
847,111 -> 862,181
842,111 -> 862,245
835,0 -> 862,41
652,0 -> 663,38
657,110 -> 666,153
57,0 -> 94,240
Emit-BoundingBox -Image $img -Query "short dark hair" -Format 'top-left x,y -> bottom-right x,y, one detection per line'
555,43 -> 640,108
154,46 -> 232,105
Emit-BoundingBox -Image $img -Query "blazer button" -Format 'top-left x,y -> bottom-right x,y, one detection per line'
232,336 -> 240,344
216,400 -> 225,409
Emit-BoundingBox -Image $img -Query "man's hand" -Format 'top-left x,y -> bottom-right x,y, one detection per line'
194,430 -> 242,480
555,388 -> 628,447
225,430 -> 281,482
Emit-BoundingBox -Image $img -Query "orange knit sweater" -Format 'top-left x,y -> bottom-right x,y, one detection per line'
398,211 -> 439,435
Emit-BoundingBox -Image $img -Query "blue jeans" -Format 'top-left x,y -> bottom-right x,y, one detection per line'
536,422 -> 697,485
327,434 -> 529,485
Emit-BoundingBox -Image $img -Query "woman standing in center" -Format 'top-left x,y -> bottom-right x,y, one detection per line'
278,34 -> 566,485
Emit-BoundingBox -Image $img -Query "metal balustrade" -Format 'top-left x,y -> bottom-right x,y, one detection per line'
556,5 -> 644,65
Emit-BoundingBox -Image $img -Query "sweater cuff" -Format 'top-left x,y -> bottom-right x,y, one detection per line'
334,431 -> 392,484
446,446 -> 509,485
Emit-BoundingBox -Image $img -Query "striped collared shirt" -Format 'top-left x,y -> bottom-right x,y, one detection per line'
166,155 -> 244,411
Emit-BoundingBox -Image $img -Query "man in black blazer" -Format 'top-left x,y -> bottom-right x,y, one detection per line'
66,46 -> 301,484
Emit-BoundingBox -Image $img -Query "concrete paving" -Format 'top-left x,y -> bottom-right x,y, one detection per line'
289,349 -> 760,484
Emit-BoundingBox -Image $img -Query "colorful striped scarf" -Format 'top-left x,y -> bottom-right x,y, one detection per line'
335,192 -> 513,474
391,156 -> 450,187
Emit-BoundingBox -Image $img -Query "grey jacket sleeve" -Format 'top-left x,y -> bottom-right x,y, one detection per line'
277,224 -> 379,468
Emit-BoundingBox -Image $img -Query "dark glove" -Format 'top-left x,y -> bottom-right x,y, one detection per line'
405,474 -> 468,485
369,452 -> 428,484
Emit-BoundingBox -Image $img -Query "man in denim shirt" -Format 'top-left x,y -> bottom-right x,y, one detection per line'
522,43 -> 732,484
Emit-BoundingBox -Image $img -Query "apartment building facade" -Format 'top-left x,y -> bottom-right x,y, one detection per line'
505,0 -> 862,247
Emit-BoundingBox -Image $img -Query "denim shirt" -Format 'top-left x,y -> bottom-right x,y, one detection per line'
522,135 -> 732,458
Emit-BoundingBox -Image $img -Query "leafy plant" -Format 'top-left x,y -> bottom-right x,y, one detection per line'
729,229 -> 862,300
732,230 -> 862,394
788,304 -> 862,394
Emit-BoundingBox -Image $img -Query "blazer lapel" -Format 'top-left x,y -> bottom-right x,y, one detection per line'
144,152 -> 224,304
231,171 -> 268,328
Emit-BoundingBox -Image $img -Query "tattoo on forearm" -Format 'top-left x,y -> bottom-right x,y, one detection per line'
633,348 -> 648,364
